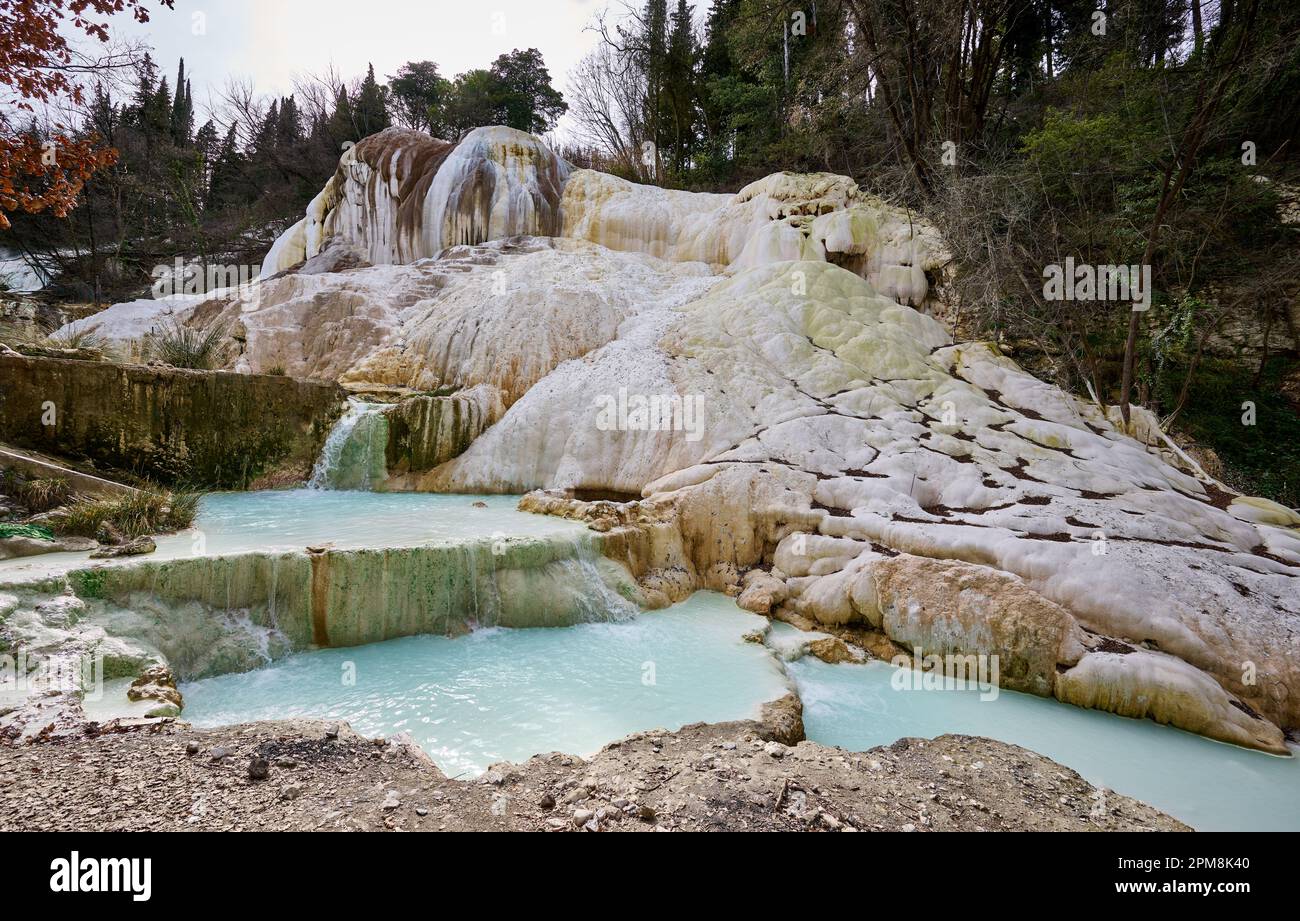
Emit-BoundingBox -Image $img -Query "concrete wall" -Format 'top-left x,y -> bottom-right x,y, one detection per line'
0,446 -> 135,498
0,355 -> 345,488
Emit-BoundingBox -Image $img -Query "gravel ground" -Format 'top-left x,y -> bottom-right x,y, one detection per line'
0,711 -> 1187,832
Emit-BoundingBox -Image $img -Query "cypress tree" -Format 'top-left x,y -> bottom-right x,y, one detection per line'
171,59 -> 194,144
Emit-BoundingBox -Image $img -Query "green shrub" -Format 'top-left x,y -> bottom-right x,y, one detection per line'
144,319 -> 229,370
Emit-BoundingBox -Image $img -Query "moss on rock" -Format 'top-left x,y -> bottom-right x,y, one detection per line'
0,355 -> 346,489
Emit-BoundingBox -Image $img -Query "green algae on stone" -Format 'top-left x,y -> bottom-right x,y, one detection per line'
54,531 -> 641,677
0,354 -> 346,489
0,523 -> 54,541
383,393 -> 488,476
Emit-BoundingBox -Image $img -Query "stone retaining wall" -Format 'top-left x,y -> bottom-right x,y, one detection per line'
0,355 -> 345,488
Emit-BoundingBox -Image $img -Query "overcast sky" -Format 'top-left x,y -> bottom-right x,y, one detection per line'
95,0 -> 629,133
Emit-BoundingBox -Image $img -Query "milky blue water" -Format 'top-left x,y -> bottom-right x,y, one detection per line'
780,625 -> 1300,832
176,489 -> 584,554
180,593 -> 788,777
0,490 -> 585,583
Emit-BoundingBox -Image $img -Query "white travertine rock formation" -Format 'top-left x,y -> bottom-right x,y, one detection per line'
73,126 -> 1299,754
562,169 -> 945,306
257,126 -> 948,307
261,126 -> 569,274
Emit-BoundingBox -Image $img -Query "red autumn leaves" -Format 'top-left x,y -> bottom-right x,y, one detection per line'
0,0 -> 172,228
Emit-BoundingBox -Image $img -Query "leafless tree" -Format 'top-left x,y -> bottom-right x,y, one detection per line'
567,43 -> 646,175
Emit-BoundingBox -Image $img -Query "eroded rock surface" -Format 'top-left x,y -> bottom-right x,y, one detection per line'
0,354 -> 345,488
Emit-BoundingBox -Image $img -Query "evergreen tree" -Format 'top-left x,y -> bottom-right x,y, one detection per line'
354,64 -> 392,137
327,86 -> 358,146
443,69 -> 501,135
664,0 -> 697,173
277,96 -> 303,147
253,100 -> 280,159
130,52 -> 159,119
388,61 -> 451,135
207,123 -> 243,210
193,119 -> 219,202
643,0 -> 670,157
88,82 -> 117,141
145,76 -> 172,139
170,59 -> 194,144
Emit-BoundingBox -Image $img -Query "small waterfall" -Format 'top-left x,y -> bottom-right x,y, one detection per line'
310,400 -> 389,490
559,551 -> 641,623
62,505 -> 645,673
460,536 -> 641,630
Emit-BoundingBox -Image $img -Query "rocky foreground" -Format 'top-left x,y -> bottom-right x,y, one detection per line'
0,705 -> 1186,832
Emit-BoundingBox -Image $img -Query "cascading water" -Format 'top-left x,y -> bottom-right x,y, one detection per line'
558,553 -> 641,623
14,492 -> 641,683
309,400 -> 389,490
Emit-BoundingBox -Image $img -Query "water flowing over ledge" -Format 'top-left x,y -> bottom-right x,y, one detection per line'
309,400 -> 388,490
0,491 -> 642,689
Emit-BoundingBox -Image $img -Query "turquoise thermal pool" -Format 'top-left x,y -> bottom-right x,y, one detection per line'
166,489 -> 584,554
0,490 -> 585,581
180,593 -> 790,778
778,624 -> 1300,832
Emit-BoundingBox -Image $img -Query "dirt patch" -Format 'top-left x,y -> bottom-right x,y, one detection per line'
0,717 -> 1188,832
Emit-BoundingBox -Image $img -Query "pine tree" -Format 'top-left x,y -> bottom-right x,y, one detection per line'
88,83 -> 117,141
253,100 -> 279,159
143,76 -> 171,140
131,52 -> 159,118
665,0 -> 697,173
355,64 -> 391,137
277,96 -> 303,147
193,119 -> 219,202
328,86 -> 358,146
207,123 -> 243,210
388,61 -> 451,134
643,0 -> 670,158
488,49 -> 567,135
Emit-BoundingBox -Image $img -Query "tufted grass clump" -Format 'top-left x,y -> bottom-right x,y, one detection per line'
0,472 -> 72,513
143,319 -> 229,370
17,476 -> 72,512
54,486 -> 199,539
43,322 -> 108,352
0,319 -> 109,357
